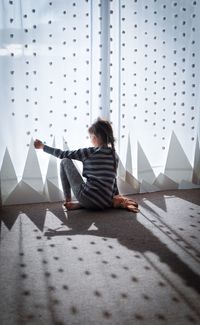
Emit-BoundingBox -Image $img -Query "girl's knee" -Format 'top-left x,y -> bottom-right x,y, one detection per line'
60,158 -> 71,168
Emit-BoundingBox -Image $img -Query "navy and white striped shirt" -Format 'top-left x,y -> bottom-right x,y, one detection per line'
43,145 -> 119,209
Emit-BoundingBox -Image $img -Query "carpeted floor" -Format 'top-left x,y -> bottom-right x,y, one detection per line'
0,189 -> 200,325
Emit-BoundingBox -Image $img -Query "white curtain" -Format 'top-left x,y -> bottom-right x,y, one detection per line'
0,0 -> 200,205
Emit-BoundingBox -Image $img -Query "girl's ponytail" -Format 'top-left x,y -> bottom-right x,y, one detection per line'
110,137 -> 117,173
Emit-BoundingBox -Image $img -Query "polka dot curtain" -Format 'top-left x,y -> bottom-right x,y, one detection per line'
110,0 -> 200,193
0,0 -> 200,205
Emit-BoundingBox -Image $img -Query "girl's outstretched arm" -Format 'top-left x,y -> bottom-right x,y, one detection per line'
34,139 -> 44,149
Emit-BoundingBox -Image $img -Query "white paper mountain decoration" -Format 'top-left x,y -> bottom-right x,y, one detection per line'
22,138 -> 44,193
43,138 -> 64,202
0,133 -> 200,206
0,148 -> 18,204
140,180 -> 160,194
4,180 -> 46,205
164,132 -> 193,184
44,178 -> 64,202
137,141 -> 156,184
153,173 -> 179,191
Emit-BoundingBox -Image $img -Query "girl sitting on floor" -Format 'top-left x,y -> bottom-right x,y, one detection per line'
34,118 -> 139,213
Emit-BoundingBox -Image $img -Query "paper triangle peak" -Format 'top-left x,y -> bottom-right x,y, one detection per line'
4,180 -> 46,205
164,132 -> 192,183
46,147 -> 59,181
44,178 -> 64,202
118,157 -> 126,179
179,180 -> 200,190
0,148 -> 18,201
22,138 -> 43,192
137,141 -> 156,184
125,134 -> 133,174
117,176 -> 139,195
125,171 -> 140,193
153,173 -> 178,190
0,147 -> 18,181
140,180 -> 160,193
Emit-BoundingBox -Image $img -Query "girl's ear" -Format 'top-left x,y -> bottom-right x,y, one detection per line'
90,133 -> 97,146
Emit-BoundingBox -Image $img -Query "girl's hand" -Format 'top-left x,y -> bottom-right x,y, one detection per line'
34,139 -> 44,149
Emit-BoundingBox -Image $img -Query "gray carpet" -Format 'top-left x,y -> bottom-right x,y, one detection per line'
0,189 -> 200,325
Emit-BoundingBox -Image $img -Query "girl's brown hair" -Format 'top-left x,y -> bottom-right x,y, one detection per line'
88,118 -> 117,172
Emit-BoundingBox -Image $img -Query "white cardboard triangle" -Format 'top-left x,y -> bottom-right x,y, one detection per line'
0,148 -> 18,201
153,172 -> 178,190
44,178 -> 64,202
46,138 -> 59,187
125,170 -> 140,193
164,132 -> 193,183
125,134 -> 133,173
117,177 -> 139,195
0,148 -> 17,181
22,138 -> 43,192
179,180 -> 200,190
137,142 -> 156,184
140,180 -> 160,193
118,158 -> 126,179
4,180 -> 46,205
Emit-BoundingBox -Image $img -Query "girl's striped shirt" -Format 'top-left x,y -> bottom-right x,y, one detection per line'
43,145 -> 119,209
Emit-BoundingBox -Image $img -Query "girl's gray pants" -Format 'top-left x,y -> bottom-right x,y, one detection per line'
60,158 -> 95,209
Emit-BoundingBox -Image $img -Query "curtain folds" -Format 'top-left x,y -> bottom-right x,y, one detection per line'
0,0 -> 200,206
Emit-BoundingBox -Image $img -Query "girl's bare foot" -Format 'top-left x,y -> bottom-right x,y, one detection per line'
63,200 -> 82,210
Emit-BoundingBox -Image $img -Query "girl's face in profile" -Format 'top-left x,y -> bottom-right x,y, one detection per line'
89,133 -> 102,147
89,133 -> 98,147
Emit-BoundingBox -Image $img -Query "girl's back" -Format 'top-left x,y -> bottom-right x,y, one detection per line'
81,146 -> 119,209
